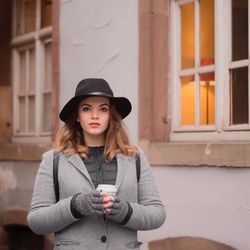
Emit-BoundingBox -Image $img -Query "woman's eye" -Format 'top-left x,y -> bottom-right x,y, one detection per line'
100,107 -> 109,112
82,106 -> 90,112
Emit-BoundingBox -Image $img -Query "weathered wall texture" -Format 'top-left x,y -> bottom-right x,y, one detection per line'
0,162 -> 39,212
141,166 -> 250,250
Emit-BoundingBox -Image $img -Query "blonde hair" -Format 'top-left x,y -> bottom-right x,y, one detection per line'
54,104 -> 137,161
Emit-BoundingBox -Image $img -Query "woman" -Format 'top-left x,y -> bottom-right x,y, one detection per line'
27,78 -> 166,250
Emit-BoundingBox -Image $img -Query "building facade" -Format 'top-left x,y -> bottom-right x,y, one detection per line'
0,0 -> 250,249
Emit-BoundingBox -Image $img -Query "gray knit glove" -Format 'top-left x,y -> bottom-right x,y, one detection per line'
106,198 -> 131,224
72,191 -> 104,217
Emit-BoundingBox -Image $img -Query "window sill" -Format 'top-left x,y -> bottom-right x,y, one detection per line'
0,143 -> 51,161
139,140 -> 250,167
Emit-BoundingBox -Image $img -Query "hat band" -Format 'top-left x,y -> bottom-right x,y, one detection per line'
77,91 -> 113,97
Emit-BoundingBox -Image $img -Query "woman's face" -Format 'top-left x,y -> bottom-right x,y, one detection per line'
77,96 -> 110,145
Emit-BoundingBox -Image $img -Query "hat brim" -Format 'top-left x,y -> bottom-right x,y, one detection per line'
59,94 -> 132,122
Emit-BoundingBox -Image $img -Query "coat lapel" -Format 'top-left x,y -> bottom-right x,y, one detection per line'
115,153 -> 130,189
68,153 -> 93,185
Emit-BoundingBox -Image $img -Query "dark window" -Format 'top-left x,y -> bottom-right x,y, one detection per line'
232,0 -> 248,61
41,0 -> 52,28
4,224 -> 44,250
230,67 -> 249,124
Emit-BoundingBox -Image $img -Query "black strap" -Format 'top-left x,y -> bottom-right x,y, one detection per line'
53,151 -> 60,202
135,154 -> 141,182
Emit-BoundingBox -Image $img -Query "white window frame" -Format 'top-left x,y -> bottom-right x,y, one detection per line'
11,0 -> 52,143
170,0 -> 250,142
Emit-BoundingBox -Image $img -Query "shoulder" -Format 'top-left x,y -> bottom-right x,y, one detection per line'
118,146 -> 148,163
38,150 -> 68,172
41,149 -> 65,165
136,146 -> 143,156
135,147 -> 148,161
42,149 -> 54,157
42,149 -> 55,161
42,149 -> 69,158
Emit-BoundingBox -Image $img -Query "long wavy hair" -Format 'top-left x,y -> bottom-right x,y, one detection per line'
54,101 -> 137,161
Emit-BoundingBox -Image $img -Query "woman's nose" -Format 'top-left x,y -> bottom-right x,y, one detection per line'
91,108 -> 99,118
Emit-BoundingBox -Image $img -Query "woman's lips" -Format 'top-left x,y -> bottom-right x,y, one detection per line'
89,122 -> 100,128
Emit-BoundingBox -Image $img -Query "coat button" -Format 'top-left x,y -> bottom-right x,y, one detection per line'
101,236 -> 107,243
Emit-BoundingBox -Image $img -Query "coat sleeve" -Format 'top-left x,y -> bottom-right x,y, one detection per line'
124,149 -> 166,230
27,150 -> 78,235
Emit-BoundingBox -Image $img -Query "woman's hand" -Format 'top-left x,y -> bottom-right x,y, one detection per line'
99,192 -> 115,213
72,191 -> 104,216
104,196 -> 130,224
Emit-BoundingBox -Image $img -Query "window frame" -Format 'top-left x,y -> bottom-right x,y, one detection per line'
11,0 -> 52,143
170,0 -> 250,142
227,0 -> 250,129
0,0 -> 59,161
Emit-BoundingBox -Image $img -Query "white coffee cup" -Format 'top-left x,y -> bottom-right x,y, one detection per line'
96,184 -> 117,196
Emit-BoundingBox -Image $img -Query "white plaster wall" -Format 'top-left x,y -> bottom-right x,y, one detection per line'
139,166 -> 250,250
0,162 -> 39,211
60,0 -> 138,143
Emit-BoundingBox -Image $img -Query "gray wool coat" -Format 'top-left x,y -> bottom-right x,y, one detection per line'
27,148 -> 166,250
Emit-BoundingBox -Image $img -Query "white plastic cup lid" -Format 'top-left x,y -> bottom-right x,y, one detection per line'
96,184 -> 117,195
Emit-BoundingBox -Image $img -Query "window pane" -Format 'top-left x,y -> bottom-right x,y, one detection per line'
200,73 -> 215,125
200,0 -> 214,65
181,3 -> 195,69
28,48 -> 35,93
41,0 -> 52,27
19,51 -> 26,93
24,0 -> 36,33
42,93 -> 51,132
230,67 -> 248,124
19,96 -> 26,132
232,0 -> 248,61
181,75 -> 195,125
44,43 -> 52,91
28,95 -> 35,132
15,0 -> 22,36
16,0 -> 36,35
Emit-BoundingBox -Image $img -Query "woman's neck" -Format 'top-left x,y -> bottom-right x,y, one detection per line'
87,144 -> 104,147
84,134 -> 105,147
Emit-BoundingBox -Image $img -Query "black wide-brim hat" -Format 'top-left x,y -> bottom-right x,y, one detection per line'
59,78 -> 132,122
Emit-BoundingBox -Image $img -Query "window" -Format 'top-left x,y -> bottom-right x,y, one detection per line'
230,0 -> 249,125
12,0 -> 52,142
4,224 -> 44,250
138,0 -> 250,166
171,0 -> 250,141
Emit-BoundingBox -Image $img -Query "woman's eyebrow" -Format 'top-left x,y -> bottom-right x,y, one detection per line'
79,103 -> 91,107
99,103 -> 110,107
79,103 -> 110,107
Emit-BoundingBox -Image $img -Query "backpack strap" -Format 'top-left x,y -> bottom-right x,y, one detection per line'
135,154 -> 141,182
53,151 -> 60,202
